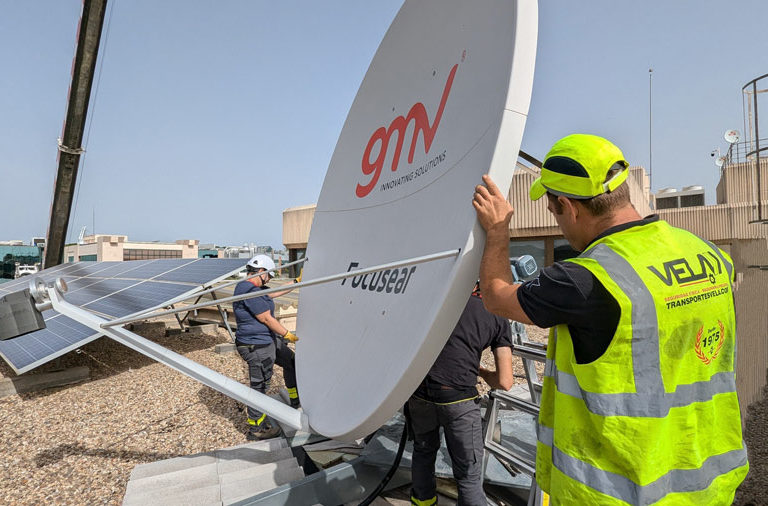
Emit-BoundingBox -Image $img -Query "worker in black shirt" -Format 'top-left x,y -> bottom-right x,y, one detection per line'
408,282 -> 514,506
472,134 -> 747,504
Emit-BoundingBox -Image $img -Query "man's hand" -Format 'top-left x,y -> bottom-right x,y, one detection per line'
472,174 -> 533,323
473,174 -> 514,235
283,331 -> 299,343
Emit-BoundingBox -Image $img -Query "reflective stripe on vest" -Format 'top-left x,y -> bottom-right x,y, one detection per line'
537,419 -> 746,506
543,358 -> 741,417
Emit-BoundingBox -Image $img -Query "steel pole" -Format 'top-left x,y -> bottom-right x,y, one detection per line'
754,80 -> 762,221
44,0 -> 109,268
45,284 -> 308,431
101,248 -> 461,329
101,257 -> 309,329
649,68 -> 653,192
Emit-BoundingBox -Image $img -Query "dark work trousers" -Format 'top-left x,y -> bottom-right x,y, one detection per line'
408,396 -> 485,506
236,337 -> 297,426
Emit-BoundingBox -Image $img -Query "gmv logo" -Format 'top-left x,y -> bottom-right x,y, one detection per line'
647,251 -> 722,286
356,64 -> 458,198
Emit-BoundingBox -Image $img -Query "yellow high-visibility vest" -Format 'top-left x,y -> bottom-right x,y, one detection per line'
536,219 -> 748,505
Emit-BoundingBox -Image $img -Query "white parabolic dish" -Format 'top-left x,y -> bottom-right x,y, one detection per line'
296,0 -> 538,440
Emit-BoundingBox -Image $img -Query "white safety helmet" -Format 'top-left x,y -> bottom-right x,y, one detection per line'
246,254 -> 276,277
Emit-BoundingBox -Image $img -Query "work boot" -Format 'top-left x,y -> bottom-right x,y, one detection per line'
247,422 -> 281,441
290,398 -> 301,409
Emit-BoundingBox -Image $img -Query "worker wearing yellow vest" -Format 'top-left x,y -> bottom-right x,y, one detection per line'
472,134 -> 748,505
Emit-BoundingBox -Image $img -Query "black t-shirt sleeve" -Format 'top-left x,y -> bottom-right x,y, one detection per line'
516,261 -> 620,364
490,314 -> 513,350
517,262 -> 595,328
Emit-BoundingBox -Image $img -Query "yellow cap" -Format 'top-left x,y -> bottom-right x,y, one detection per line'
529,134 -> 629,200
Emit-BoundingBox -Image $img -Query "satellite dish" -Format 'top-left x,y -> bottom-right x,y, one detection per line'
715,156 -> 726,167
296,0 -> 538,439
724,129 -> 741,144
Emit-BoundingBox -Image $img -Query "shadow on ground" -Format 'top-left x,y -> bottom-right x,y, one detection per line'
197,384 -> 246,433
34,442 -> 182,468
1,325 -> 230,401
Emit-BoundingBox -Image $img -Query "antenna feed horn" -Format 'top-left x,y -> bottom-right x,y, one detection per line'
29,277 -> 68,312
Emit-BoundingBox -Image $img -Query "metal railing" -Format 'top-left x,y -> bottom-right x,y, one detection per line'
722,138 -> 768,167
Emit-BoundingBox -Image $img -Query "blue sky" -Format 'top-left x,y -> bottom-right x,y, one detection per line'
1,1 -> 765,249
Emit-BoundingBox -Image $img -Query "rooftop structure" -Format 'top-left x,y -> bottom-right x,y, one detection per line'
654,185 -> 706,209
63,235 -> 199,263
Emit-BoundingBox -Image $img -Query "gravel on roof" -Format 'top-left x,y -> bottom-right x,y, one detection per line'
0,320 -> 269,505
0,319 -> 548,505
1,321 -> 761,505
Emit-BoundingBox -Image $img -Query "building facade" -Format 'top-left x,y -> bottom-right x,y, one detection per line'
63,235 -> 199,262
282,166 -> 652,272
660,158 -> 768,416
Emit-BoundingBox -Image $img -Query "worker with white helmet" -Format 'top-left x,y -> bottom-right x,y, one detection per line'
233,254 -> 300,440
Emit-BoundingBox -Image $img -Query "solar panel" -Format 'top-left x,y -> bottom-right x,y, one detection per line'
0,258 -> 248,374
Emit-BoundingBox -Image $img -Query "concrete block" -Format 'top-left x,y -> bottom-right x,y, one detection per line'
306,450 -> 344,469
125,463 -> 219,495
275,305 -> 297,318
122,483 -> 220,506
194,307 -> 235,326
126,463 -> 219,496
186,323 -> 218,335
188,317 -> 221,327
219,438 -> 287,453
221,467 -> 305,505
215,343 -> 237,354
125,462 -> 218,494
130,453 -> 217,480
0,366 -> 89,398
218,456 -> 299,486
165,327 -> 183,337
216,446 -> 294,475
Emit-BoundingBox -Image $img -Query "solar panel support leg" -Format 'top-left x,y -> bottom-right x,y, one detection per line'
44,281 -> 309,432
211,292 -> 236,343
170,305 -> 185,329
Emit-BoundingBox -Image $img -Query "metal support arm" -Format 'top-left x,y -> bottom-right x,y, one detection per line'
43,282 -> 308,432
102,249 -> 461,329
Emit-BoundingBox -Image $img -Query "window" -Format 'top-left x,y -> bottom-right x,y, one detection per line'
288,248 -> 306,279
78,254 -> 97,261
123,249 -> 182,261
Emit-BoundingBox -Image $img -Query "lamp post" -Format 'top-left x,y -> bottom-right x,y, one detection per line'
649,68 -> 653,192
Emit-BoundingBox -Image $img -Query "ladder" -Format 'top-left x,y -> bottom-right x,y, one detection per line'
482,320 -> 548,506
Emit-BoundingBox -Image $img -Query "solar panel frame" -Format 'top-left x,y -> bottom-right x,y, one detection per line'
0,258 -> 248,374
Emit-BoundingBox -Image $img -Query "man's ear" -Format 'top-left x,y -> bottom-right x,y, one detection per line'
559,195 -> 579,220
